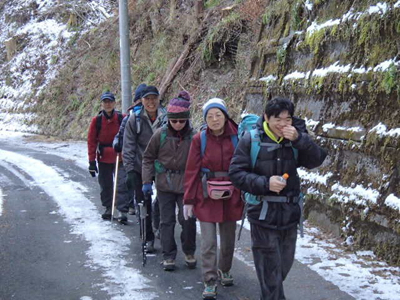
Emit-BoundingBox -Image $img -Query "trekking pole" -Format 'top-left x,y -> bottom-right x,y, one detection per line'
111,153 -> 120,222
138,198 -> 147,266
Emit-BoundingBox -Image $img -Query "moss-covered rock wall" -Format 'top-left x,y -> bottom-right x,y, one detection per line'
246,0 -> 400,265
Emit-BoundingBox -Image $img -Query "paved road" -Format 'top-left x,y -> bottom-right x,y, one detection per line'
0,142 -> 354,300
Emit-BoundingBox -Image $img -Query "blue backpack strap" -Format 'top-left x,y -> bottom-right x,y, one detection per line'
231,134 -> 238,149
200,130 -> 207,158
134,106 -> 142,134
249,129 -> 261,169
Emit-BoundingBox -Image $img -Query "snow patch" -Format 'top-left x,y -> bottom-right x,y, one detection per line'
370,123 -> 400,137
385,194 -> 400,211
331,183 -> 380,205
0,188 -> 3,216
259,75 -> 277,82
304,0 -> 313,11
0,149 -> 156,300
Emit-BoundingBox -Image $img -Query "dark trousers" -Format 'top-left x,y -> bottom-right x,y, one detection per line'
98,162 -> 129,212
250,223 -> 297,300
132,171 -> 154,241
157,190 -> 196,260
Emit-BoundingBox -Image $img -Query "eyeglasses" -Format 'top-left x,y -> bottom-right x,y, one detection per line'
170,120 -> 187,124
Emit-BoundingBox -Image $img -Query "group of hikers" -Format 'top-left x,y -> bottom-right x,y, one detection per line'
87,84 -> 327,300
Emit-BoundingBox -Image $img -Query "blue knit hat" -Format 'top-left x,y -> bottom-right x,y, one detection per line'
202,98 -> 229,120
100,91 -> 115,102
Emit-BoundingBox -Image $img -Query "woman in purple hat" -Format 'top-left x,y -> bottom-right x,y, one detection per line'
142,91 -> 197,271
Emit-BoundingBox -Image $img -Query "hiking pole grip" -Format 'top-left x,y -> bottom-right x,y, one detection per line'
111,153 -> 120,222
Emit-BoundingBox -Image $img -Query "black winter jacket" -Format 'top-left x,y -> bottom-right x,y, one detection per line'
229,117 -> 327,229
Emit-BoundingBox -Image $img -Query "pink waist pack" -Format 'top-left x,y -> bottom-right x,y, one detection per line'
206,181 -> 235,200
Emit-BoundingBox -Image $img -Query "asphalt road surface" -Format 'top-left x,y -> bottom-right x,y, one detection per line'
0,142 -> 354,300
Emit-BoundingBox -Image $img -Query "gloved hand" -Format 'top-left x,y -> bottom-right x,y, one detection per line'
113,142 -> 122,153
126,171 -> 137,191
142,183 -> 153,195
88,161 -> 98,177
183,204 -> 194,220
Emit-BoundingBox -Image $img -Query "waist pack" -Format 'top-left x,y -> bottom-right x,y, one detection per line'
207,181 -> 235,200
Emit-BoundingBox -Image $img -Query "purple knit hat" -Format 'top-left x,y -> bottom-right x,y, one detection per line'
167,91 -> 191,119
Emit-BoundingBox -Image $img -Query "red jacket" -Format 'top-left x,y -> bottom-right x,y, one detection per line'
183,119 -> 244,223
87,110 -> 124,164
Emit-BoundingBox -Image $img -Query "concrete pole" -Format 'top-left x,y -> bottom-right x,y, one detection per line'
119,0 -> 132,113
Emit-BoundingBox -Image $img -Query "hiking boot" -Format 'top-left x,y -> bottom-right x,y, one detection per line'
117,212 -> 128,225
101,207 -> 112,220
146,240 -> 155,253
128,207 -> 135,215
217,269 -> 233,286
162,259 -> 175,271
202,280 -> 217,299
184,254 -> 197,269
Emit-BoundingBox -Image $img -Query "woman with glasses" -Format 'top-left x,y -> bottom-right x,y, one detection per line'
183,98 -> 244,300
142,91 -> 197,271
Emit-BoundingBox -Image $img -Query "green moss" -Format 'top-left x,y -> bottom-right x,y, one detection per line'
201,11 -> 242,63
290,0 -> 305,31
276,46 -> 287,66
304,27 -> 328,56
381,63 -> 398,94
205,0 -> 221,9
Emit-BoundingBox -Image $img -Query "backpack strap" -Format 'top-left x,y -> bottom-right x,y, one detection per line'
95,112 -> 103,138
134,106 -> 142,134
200,130 -> 207,158
159,124 -> 168,148
249,129 -> 261,169
117,111 -> 123,125
231,134 -> 238,148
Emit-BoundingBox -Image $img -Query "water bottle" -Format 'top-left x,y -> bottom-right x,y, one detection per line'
279,173 -> 289,183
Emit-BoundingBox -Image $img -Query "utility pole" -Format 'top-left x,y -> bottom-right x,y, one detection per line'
119,0 -> 132,113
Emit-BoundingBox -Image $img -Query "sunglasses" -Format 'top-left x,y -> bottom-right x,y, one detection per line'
170,120 -> 187,124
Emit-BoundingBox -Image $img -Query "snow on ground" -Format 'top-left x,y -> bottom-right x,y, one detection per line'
0,144 -> 156,300
0,187 -> 3,216
1,129 -> 399,300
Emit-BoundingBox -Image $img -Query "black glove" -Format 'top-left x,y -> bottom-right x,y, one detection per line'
113,137 -> 122,153
113,142 -> 122,153
126,171 -> 137,191
89,161 -> 98,177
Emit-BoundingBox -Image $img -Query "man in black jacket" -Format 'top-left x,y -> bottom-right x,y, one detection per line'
229,97 -> 327,300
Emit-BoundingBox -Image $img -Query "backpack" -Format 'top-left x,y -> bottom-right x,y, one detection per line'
133,105 -> 143,134
96,110 -> 123,137
239,114 -> 299,205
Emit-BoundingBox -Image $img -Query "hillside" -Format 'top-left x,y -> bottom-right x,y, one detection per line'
0,0 -> 399,265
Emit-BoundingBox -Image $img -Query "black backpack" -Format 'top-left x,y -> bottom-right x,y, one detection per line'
96,110 -> 123,137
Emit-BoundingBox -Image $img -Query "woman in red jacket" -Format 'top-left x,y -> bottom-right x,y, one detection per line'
183,98 -> 244,300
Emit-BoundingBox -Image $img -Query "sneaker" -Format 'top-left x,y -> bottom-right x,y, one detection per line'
217,269 -> 233,286
202,280 -> 217,299
184,254 -> 197,269
117,212 -> 128,225
128,207 -> 135,215
146,240 -> 155,253
101,207 -> 112,220
162,259 -> 175,271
